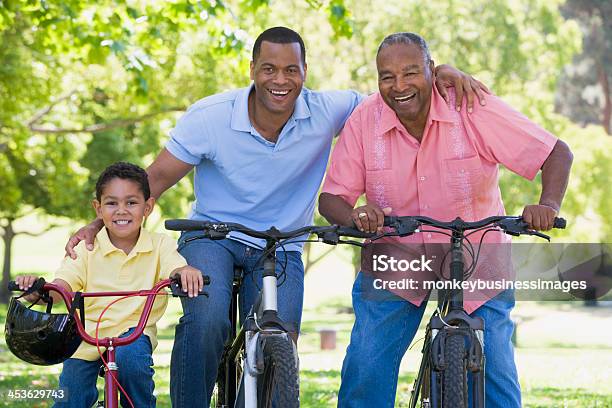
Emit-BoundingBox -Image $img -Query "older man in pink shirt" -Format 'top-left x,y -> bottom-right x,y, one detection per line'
319,33 -> 572,408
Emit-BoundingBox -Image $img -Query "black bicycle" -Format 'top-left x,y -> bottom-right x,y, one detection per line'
164,219 -> 374,408
364,215 -> 566,408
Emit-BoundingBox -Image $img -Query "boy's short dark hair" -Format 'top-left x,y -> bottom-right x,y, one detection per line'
95,162 -> 150,201
252,26 -> 306,65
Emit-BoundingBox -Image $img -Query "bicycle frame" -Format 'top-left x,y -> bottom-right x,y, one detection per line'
9,278 -> 195,408
217,241 -> 297,408
409,231 -> 486,408
163,218 -> 385,408
401,215 -> 565,408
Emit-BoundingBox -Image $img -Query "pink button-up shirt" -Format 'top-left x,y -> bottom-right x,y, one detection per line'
322,86 -> 557,313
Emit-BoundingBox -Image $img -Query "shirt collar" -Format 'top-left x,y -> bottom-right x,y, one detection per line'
96,227 -> 153,257
292,88 -> 311,120
375,85 -> 454,136
230,84 -> 311,133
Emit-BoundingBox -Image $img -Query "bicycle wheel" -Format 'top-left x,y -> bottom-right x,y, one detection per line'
441,334 -> 467,408
210,364 -> 226,408
257,335 -> 299,408
211,350 -> 244,408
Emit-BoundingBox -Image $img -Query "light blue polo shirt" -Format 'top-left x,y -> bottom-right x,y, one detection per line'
165,85 -> 362,251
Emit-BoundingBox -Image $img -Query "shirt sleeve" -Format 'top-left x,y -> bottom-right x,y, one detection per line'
321,107 -> 366,206
165,107 -> 212,166
54,242 -> 88,291
158,234 -> 188,280
326,90 -> 365,136
467,95 -> 558,180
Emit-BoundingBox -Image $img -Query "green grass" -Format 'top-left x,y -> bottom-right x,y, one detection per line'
522,387 -> 612,408
1,301 -> 612,407
2,296 -> 612,407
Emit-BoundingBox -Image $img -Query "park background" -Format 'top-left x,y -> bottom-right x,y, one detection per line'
0,0 -> 610,406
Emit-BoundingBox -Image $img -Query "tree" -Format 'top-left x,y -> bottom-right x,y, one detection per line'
2,0 -> 607,299
264,0 -> 585,267
0,0 -> 353,302
556,0 -> 611,135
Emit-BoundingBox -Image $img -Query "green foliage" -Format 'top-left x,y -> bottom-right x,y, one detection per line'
0,0 -> 355,290
556,0 -> 611,134
0,0 -> 607,272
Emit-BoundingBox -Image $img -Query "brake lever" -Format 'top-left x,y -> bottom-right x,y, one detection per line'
338,239 -> 366,247
528,230 -> 551,242
497,219 -> 551,241
185,230 -> 228,243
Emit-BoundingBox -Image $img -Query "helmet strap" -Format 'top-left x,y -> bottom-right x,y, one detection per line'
69,292 -> 86,327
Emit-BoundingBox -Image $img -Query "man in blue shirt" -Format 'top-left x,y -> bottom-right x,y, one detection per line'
65,27 -> 488,407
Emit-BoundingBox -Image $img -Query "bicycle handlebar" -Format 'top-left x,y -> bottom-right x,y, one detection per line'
166,215 -> 565,246
165,219 -> 375,243
381,215 -> 566,241
8,276 -> 211,348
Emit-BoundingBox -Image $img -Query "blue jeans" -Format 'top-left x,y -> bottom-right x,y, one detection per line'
170,232 -> 304,408
54,329 -> 155,408
338,272 -> 521,408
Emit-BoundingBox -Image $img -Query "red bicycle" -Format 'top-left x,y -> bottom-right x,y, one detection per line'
6,276 -> 209,408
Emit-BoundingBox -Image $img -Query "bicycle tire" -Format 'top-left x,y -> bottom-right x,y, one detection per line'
211,363 -> 226,408
212,349 -> 244,408
258,335 -> 299,408
442,334 -> 468,408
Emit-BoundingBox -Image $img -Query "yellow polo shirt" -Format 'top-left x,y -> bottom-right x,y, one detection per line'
55,228 -> 187,361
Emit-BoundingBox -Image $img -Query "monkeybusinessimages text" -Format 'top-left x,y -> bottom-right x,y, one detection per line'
370,254 -> 587,293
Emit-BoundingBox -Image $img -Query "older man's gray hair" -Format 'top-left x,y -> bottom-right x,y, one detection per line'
377,32 -> 431,66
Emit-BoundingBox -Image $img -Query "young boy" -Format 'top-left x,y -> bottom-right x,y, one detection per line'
16,162 -> 203,408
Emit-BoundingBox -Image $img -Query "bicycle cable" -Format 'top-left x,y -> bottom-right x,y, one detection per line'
463,228 -> 501,280
416,229 -> 476,281
247,238 -> 291,291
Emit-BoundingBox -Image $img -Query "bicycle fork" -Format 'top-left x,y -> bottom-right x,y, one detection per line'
427,315 -> 486,408
243,247 -> 293,408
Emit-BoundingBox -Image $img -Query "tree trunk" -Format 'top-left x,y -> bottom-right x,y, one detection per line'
304,241 -> 312,275
1,219 -> 15,304
303,240 -> 336,275
596,61 -> 611,135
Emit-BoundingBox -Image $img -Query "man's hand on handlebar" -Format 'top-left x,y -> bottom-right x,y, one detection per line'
171,265 -> 204,298
352,205 -> 392,233
521,204 -> 559,231
65,219 -> 104,259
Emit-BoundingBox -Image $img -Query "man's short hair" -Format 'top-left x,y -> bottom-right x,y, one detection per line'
95,162 -> 151,201
252,26 -> 306,65
377,32 -> 431,66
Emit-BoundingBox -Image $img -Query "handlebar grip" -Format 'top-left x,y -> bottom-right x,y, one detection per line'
8,281 -> 20,291
170,278 -> 210,297
7,277 -> 46,296
553,217 -> 566,229
336,226 -> 376,239
165,219 -> 209,231
383,216 -> 396,226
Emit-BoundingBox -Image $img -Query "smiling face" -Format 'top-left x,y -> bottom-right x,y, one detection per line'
250,41 -> 307,117
377,42 -> 435,129
93,178 -> 154,247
